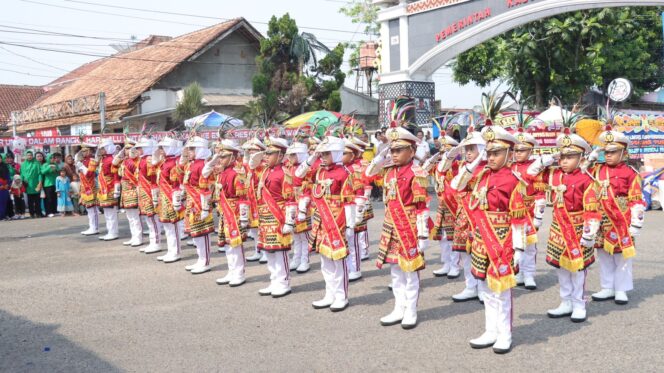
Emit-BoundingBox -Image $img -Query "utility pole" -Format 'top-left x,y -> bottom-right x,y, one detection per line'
99,92 -> 106,133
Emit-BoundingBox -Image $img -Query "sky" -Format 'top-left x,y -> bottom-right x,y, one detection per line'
0,0 -> 487,108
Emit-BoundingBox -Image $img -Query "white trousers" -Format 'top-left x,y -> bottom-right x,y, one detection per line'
225,245 -> 245,281
248,228 -> 259,255
520,243 -> 537,279
460,252 -> 478,289
478,281 -> 512,338
144,215 -> 162,247
162,222 -> 181,258
558,268 -> 586,310
192,234 -> 211,266
440,238 -> 459,269
266,251 -> 290,292
178,220 -> 185,238
346,231 -> 361,273
357,230 -> 369,257
321,256 -> 348,302
125,208 -> 142,242
103,206 -> 119,237
597,249 -> 633,292
291,232 -> 309,264
391,266 -> 420,313
86,206 -> 99,231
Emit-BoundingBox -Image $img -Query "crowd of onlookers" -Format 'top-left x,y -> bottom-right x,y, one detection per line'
0,149 -> 84,221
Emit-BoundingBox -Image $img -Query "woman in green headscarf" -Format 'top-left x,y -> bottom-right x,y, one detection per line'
20,150 -> 43,218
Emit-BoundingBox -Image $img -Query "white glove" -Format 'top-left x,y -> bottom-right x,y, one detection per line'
202,154 -> 221,178
512,224 -> 525,250
513,249 -> 522,264
580,236 -> 595,248
248,151 -> 265,170
150,151 -> 163,166
113,183 -> 121,199
297,211 -> 307,222
587,148 -> 601,162
417,239 -> 428,253
467,150 -> 485,173
74,150 -> 83,163
94,147 -> 102,162
354,196 -> 367,222
295,154 -> 318,178
239,203 -> 249,228
297,197 -> 310,222
366,147 -> 389,177
446,144 -> 463,160
282,224 -> 294,234
201,209 -> 210,220
75,161 -> 88,174
533,198 -> 546,229
629,225 -> 641,238
630,204 -> 645,230
178,152 -> 189,166
200,194 -> 211,220
112,149 -> 125,166
422,153 -> 442,172
151,188 -> 160,207
344,204 -> 357,229
416,211 -> 429,239
172,190 -> 182,210
346,227 -> 355,237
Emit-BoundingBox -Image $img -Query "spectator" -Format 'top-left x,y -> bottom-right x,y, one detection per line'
40,152 -> 61,217
0,156 -> 9,220
10,175 -> 25,219
62,154 -> 76,180
375,130 -> 389,155
21,150 -> 43,218
70,174 -> 82,216
2,152 -> 20,218
360,133 -> 375,163
56,169 -> 73,216
415,130 -> 430,164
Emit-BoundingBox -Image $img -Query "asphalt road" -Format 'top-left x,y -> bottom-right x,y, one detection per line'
1,203 -> 664,372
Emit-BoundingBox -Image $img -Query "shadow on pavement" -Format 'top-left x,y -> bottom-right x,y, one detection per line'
0,309 -> 120,372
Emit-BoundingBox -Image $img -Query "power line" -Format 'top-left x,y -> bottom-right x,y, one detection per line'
0,45 -> 69,72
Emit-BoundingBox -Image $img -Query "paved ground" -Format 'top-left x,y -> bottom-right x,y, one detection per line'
1,203 -> 664,372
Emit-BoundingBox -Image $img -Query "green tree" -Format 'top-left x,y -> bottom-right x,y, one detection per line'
248,14 -> 346,125
173,82 -> 205,124
339,0 -> 379,69
451,7 -> 664,108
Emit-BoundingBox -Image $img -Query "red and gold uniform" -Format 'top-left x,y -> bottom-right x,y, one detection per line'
133,138 -> 162,252
241,137 -> 267,262
285,141 -> 313,273
95,138 -> 121,240
114,141 -> 142,247
75,143 -> 100,235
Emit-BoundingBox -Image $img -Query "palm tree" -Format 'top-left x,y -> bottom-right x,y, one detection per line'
174,82 -> 205,125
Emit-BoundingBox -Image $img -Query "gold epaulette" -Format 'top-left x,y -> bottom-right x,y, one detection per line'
411,163 -> 428,178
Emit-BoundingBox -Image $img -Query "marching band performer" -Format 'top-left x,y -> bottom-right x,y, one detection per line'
350,136 -> 373,262
297,135 -> 355,311
95,137 -> 121,241
182,135 -> 216,274
342,138 -> 365,282
589,126 -> 645,305
252,137 -> 295,297
113,139 -> 143,247
422,134 -> 460,278
511,129 -> 547,290
285,139 -> 312,273
366,125 -> 429,329
133,137 -> 162,254
449,127 -> 486,301
206,139 -> 249,287
153,136 -> 185,263
459,124 -> 526,354
242,137 -> 268,264
75,141 -> 100,236
538,130 -> 599,322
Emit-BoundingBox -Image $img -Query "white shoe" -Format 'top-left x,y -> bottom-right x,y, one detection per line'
271,287 -> 292,298
515,271 -> 524,286
296,261 -> 310,273
380,307 -> 405,326
289,257 -> 301,271
258,286 -> 273,296
81,229 -> 99,236
122,239 -> 133,246
186,239 -> 195,247
330,298 -> 349,312
401,309 -> 417,329
185,262 -> 200,271
229,278 -> 246,287
216,274 -> 231,285
162,255 -> 181,263
312,295 -> 334,309
246,252 -> 262,262
217,246 -> 226,253
433,263 -> 450,277
447,267 -> 460,279
259,252 -> 268,264
524,276 -> 537,290
492,334 -> 512,354
139,246 -> 146,252
190,265 -> 211,274
102,235 -> 118,241
349,271 -> 362,282
614,291 -> 629,305
571,307 -> 587,322
469,332 -> 497,349
547,300 -> 573,318
156,254 -> 167,261
144,245 -> 162,254
452,287 -> 478,302
130,240 -> 143,247
478,291 -> 485,304
591,288 -> 615,301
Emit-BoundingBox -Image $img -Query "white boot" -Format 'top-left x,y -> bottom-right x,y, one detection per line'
144,244 -> 162,254
453,287 -> 478,302
469,332 -> 497,349
289,249 -> 301,271
380,306 -> 405,326
296,261 -> 310,273
447,266 -> 460,279
515,271 -> 524,286
433,262 -> 451,277
156,254 -> 167,261
216,273 -> 232,285
571,307 -> 587,323
190,263 -> 211,274
492,334 -> 512,354
401,309 -> 418,329
312,294 -> 334,309
524,276 -> 537,290
614,291 -> 629,305
547,300 -> 573,318
349,271 -> 362,282
259,251 -> 268,264
330,298 -> 349,312
258,285 -> 273,296
185,261 -> 201,271
81,228 -> 99,236
591,288 -> 615,301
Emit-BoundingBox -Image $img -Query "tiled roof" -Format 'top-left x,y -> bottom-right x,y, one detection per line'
16,18 -> 258,132
0,85 -> 45,125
